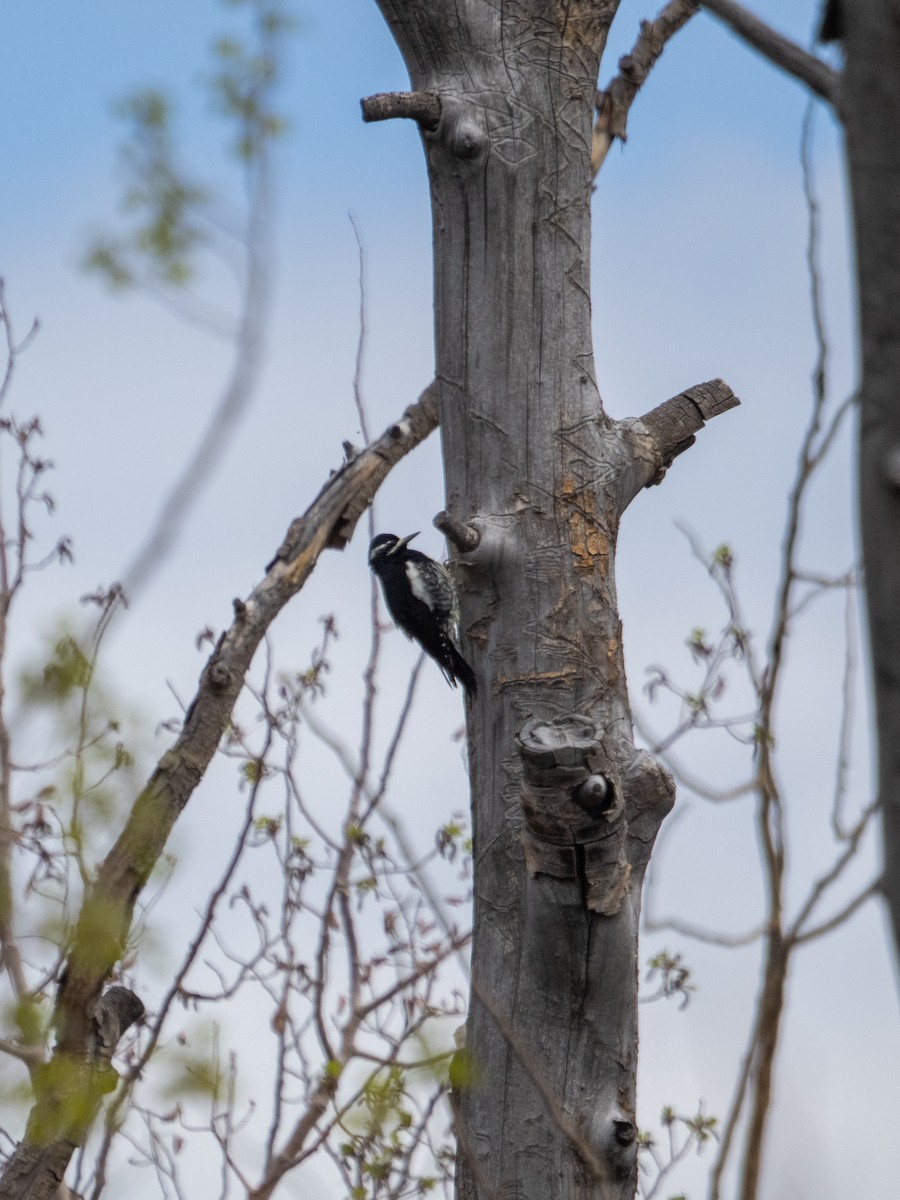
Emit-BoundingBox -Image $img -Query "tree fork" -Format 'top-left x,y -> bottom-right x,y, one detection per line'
370,2 -> 737,1196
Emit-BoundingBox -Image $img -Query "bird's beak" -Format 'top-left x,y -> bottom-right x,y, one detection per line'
390,532 -> 419,553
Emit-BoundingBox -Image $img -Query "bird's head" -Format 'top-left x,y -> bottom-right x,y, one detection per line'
368,532 -> 418,564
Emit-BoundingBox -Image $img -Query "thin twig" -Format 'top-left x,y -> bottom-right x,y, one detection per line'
788,800 -> 880,945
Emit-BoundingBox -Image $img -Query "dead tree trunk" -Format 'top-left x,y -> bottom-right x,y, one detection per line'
839,0 -> 900,979
367,3 -> 737,1196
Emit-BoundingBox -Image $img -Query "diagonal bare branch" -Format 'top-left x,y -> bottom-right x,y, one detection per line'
0,383 -> 438,1200
698,0 -> 840,104
593,0 -> 700,176
793,879 -> 880,945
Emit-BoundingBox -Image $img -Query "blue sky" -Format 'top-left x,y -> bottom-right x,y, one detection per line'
1,2 -> 894,1197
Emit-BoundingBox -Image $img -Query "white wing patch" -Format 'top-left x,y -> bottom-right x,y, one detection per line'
405,560 -> 460,629
406,562 -> 433,606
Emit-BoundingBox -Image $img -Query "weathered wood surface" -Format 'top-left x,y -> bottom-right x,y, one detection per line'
369,3 -> 737,1196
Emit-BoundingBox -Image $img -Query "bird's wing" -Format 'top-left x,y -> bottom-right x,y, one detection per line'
406,560 -> 460,627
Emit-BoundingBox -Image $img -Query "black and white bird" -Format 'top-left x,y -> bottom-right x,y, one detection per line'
368,532 -> 476,695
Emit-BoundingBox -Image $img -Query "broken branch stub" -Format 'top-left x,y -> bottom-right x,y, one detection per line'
360,90 -> 442,130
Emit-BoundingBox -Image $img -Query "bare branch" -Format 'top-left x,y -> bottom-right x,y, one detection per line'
644,912 -> 766,947
831,584 -> 859,839
91,720 -> 275,1196
119,174 -> 272,599
698,0 -> 839,104
0,278 -> 40,410
1,386 -> 438,1199
787,799 -> 880,945
626,378 -> 740,491
434,510 -> 481,553
593,0 -> 700,176
794,880 -> 880,945
709,1015 -> 757,1200
0,1037 -> 43,1067
269,383 -> 438,564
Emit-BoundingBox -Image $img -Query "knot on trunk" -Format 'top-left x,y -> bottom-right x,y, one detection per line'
26,986 -> 144,1147
516,716 -> 629,914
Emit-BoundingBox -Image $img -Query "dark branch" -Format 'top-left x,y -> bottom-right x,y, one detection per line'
360,91 -> 442,130
593,0 -> 700,176
698,0 -> 840,104
632,378 -> 740,487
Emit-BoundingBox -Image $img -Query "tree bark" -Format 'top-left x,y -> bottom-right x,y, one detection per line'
369,4 -> 736,1196
0,987 -> 144,1200
841,0 -> 900,981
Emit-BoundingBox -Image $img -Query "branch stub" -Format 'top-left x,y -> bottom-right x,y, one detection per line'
360,91 -> 441,131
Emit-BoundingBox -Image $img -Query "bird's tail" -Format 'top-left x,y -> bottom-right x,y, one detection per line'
446,642 -> 477,696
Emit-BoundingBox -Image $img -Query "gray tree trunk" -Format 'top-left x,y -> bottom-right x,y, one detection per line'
840,0 -> 900,981
369,3 -> 736,1196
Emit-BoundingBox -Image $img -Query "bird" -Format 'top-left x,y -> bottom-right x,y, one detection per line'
368,532 -> 476,695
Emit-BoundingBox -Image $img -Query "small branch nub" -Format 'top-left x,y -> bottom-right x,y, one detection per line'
434,511 -> 481,553
360,92 -> 441,131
